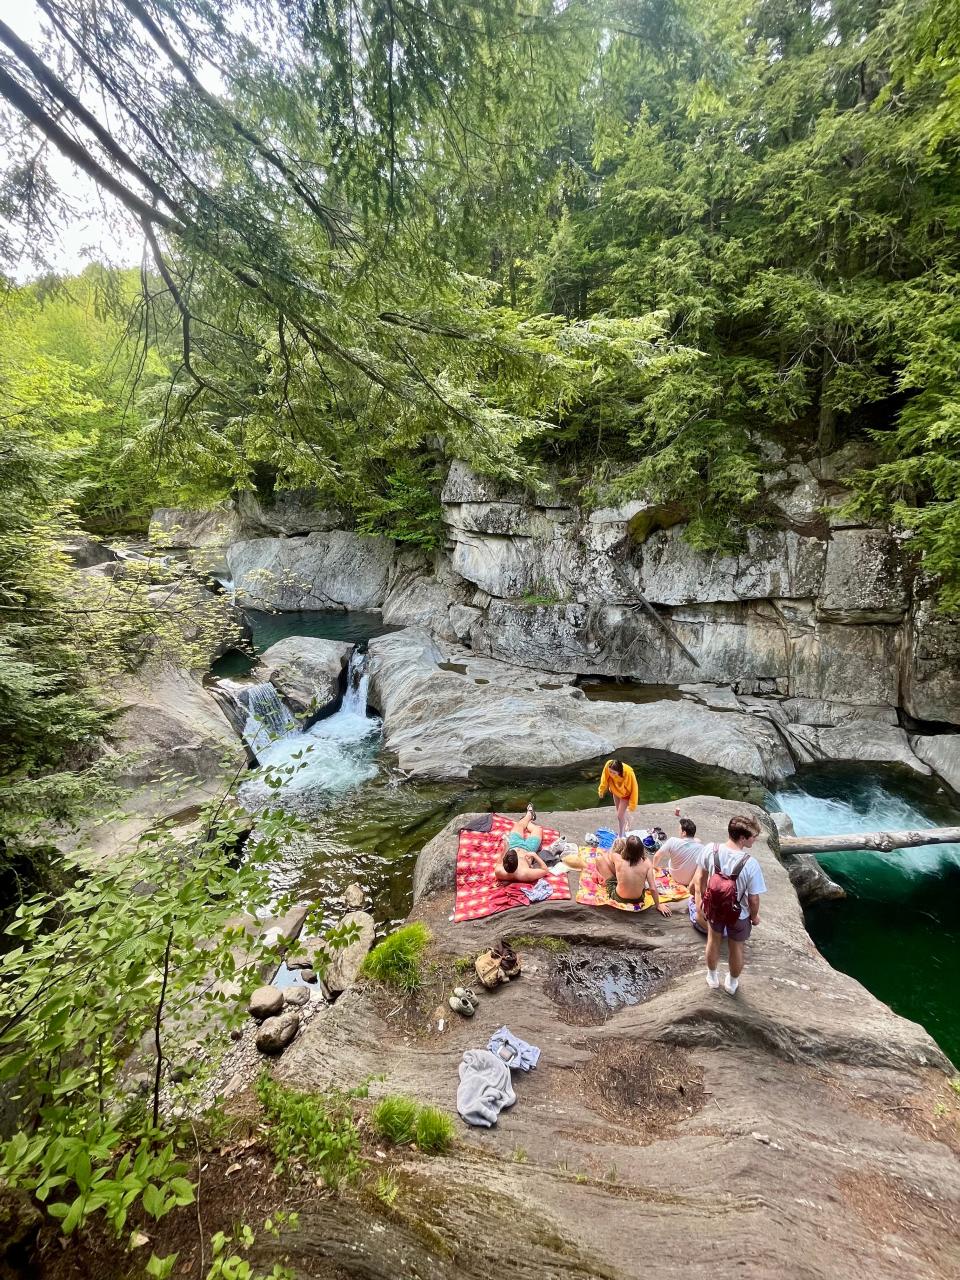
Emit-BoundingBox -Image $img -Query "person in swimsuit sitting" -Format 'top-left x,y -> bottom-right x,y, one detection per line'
595,835 -> 672,917
495,806 -> 551,884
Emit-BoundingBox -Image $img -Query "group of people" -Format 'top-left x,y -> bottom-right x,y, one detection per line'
493,758 -> 767,995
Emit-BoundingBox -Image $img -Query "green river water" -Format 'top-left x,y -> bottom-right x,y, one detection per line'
217,610 -> 960,1068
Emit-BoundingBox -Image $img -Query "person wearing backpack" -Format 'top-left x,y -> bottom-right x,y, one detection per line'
693,814 -> 766,996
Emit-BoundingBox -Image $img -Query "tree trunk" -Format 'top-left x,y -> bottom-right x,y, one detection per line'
779,827 -> 960,856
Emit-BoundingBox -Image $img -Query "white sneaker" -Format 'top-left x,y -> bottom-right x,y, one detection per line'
706,968 -> 720,990
724,974 -> 739,996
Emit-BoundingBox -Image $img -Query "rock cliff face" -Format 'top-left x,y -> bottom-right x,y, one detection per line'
209,460 -> 960,725
156,454 -> 960,788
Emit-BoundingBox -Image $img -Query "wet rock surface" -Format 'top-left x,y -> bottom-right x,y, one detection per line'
256,635 -> 352,716
544,945 -> 671,1025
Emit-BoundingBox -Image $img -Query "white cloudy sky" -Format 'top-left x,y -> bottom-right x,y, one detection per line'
4,2 -> 148,278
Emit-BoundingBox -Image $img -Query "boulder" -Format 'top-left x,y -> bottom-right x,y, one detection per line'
911,734 -> 960,796
257,636 -> 353,716
817,529 -> 908,622
344,883 -> 365,908
324,911 -> 376,994
226,531 -> 394,611
282,984 -> 311,1009
60,533 -> 118,568
249,986 -> 284,1020
367,628 -> 795,783
149,504 -> 242,549
236,489 -> 341,536
902,595 -> 960,725
256,1010 -> 300,1053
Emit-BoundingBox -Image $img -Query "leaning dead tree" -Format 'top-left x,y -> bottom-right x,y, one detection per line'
779,827 -> 960,856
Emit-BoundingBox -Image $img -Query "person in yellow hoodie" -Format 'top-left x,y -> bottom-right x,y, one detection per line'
598,758 -> 639,836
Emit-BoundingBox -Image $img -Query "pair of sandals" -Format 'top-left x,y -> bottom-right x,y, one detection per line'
449,986 -> 480,1016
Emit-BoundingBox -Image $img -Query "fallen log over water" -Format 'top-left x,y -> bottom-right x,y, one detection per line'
779,827 -> 960,855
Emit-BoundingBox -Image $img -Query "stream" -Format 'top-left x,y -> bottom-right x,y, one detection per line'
215,610 -> 960,1067
771,767 -> 960,1066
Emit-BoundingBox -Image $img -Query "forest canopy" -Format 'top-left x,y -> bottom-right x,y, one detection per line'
1,0 -> 959,574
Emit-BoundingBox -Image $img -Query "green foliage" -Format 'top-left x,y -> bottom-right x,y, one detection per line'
0,791 -> 355,1245
193,1218 -> 297,1280
360,923 -> 431,991
413,1106 -> 455,1156
370,1095 -> 418,1146
374,1172 -> 400,1207
256,1073 -> 367,1189
370,1095 -> 454,1155
3,0 -> 960,590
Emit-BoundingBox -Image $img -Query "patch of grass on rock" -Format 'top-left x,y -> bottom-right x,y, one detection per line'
360,922 -> 431,990
371,1095 -> 419,1146
414,1105 -> 454,1154
509,933 -> 569,953
371,1094 -> 455,1155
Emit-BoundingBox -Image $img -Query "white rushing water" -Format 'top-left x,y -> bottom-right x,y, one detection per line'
241,651 -> 380,805
772,774 -> 960,887
239,681 -> 299,758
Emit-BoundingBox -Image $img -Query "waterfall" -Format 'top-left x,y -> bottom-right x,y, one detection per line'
239,648 -> 379,803
342,649 -> 369,717
217,679 -> 298,761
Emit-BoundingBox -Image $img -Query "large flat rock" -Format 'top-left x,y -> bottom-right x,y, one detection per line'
270,798 -> 959,1280
366,627 -> 796,783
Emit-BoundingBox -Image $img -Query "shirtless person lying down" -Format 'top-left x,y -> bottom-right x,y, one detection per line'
495,808 -> 551,884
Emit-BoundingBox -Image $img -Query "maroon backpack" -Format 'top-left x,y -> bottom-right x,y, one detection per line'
701,844 -> 750,931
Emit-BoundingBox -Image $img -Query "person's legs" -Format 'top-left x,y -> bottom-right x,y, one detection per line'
723,919 -> 751,994
705,925 -> 723,988
595,851 -> 615,882
614,795 -> 628,836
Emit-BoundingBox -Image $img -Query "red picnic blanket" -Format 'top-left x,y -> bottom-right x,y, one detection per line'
453,815 -> 571,923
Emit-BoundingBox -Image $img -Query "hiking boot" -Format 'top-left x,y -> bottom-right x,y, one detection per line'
449,994 -> 476,1016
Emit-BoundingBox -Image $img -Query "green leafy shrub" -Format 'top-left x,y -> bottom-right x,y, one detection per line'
370,1095 -> 418,1146
256,1073 -> 367,1189
360,923 -> 431,991
413,1106 -> 455,1155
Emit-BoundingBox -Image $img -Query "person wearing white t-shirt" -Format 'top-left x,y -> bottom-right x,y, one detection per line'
691,814 -> 767,996
653,817 -> 704,885
654,816 -> 708,929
